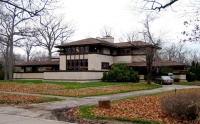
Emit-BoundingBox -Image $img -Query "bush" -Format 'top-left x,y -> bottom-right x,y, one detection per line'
174,78 -> 180,82
102,63 -> 139,82
160,92 -> 200,120
186,72 -> 196,82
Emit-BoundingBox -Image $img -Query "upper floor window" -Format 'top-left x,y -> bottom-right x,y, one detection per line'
117,48 -> 131,55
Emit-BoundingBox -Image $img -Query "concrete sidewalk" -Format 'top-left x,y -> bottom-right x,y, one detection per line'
0,113 -> 75,124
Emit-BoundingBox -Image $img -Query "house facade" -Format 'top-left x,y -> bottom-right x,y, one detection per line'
14,37 -> 187,82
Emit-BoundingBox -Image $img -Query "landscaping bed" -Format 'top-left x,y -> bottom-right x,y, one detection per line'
74,89 -> 200,124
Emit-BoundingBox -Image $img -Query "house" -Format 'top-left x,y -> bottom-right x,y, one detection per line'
14,37 -> 187,82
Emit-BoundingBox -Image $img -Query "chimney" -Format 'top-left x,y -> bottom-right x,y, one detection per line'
96,36 -> 114,43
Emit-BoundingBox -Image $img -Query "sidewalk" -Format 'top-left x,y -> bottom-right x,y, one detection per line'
0,84 -> 199,124
0,113 -> 75,124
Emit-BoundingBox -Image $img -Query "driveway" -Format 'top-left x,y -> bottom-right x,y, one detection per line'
0,84 -> 199,123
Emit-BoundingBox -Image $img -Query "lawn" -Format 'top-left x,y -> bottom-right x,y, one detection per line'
77,88 -> 200,124
0,93 -> 62,105
0,80 -> 162,97
175,81 -> 200,86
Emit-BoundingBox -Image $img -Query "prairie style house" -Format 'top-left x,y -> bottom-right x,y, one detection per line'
14,37 -> 187,81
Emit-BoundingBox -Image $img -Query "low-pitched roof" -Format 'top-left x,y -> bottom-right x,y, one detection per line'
56,38 -> 117,48
56,38 -> 159,48
15,61 -> 59,67
128,61 -> 188,67
115,41 -> 152,47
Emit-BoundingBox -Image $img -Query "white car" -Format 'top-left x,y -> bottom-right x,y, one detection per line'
154,76 -> 174,85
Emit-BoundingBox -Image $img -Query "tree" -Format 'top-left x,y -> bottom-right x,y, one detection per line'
100,25 -> 113,38
0,0 -> 54,80
34,14 -> 74,60
142,0 -> 179,11
160,43 -> 189,63
0,0 -> 54,16
142,15 -> 162,84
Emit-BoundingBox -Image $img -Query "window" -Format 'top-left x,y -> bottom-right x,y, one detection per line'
76,47 -> 80,53
80,47 -> 84,53
67,48 -> 71,54
66,59 -> 88,70
102,62 -> 109,69
25,67 -> 32,72
71,47 -> 75,53
85,46 -> 89,53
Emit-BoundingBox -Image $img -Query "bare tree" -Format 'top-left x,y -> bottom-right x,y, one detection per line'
100,25 -> 113,38
142,15 -> 162,84
0,0 -> 54,16
142,0 -> 179,11
123,31 -> 141,42
0,0 -> 54,80
34,14 -> 74,60
17,37 -> 37,62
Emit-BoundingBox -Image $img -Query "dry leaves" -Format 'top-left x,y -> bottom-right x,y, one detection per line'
39,85 -> 147,97
0,82 -> 64,93
0,93 -> 52,105
91,89 -> 200,124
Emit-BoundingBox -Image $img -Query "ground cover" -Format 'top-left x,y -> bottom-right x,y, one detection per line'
77,89 -> 200,124
175,81 -> 200,86
0,93 -> 62,105
0,81 -> 161,97
38,83 -> 161,97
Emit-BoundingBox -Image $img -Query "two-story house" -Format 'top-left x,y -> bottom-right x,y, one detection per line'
14,37 -> 187,81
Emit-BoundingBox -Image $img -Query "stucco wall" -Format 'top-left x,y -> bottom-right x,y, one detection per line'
173,74 -> 186,80
132,55 -> 146,62
88,54 -> 113,70
44,71 -> 103,81
13,73 -> 43,79
59,55 -> 66,70
113,56 -> 132,63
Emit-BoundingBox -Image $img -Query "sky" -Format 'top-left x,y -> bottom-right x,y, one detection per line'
55,0 -> 185,41
13,0 -> 200,55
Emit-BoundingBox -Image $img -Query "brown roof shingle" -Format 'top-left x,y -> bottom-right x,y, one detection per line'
128,61 -> 188,67
55,38 -> 160,48
56,38 -> 117,48
15,61 -> 59,67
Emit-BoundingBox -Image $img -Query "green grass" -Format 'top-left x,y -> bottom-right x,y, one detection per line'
79,106 -> 161,124
174,81 -> 200,86
0,80 -> 121,89
0,80 -> 162,97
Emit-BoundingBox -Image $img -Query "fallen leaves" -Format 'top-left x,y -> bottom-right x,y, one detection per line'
0,82 -> 64,93
38,85 -> 150,97
0,93 -> 59,105
91,89 -> 200,124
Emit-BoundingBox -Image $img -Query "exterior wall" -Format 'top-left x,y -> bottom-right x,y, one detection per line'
59,55 -> 66,70
173,74 -> 186,81
132,55 -> 146,62
44,71 -> 103,81
13,73 -> 43,79
114,56 -> 132,63
88,54 -> 113,71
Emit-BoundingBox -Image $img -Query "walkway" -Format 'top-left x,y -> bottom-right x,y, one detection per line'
0,84 -> 199,124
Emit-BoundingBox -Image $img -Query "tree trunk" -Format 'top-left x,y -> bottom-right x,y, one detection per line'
48,48 -> 52,61
8,37 -> 13,80
4,45 -> 9,80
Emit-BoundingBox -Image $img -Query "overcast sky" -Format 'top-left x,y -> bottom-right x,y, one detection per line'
53,0 -> 200,50
13,0 -> 200,55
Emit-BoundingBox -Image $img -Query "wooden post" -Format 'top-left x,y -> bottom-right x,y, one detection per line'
98,100 -> 111,109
